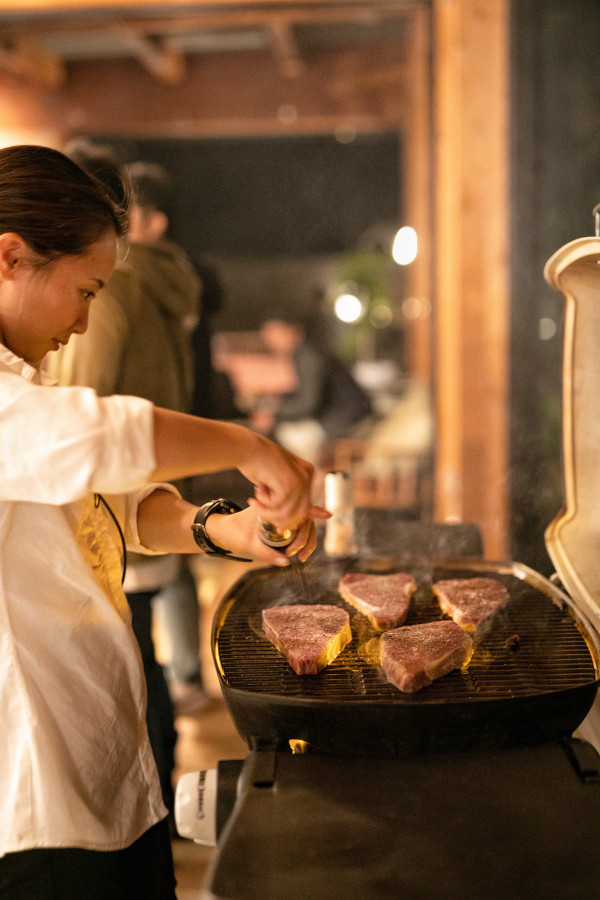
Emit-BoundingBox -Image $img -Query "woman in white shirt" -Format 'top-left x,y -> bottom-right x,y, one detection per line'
0,145 -> 326,899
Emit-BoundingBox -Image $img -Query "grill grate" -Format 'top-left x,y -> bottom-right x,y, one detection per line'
214,562 -> 599,704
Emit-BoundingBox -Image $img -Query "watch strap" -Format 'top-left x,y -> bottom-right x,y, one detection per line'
191,499 -> 251,562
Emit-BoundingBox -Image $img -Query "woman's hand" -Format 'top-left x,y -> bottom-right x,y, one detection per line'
205,505 -> 320,566
237,432 -> 329,535
150,409 -> 330,544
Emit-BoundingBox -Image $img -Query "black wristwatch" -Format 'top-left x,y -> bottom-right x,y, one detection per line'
191,499 -> 251,562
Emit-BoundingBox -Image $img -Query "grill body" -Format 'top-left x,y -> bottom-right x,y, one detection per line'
213,557 -> 599,754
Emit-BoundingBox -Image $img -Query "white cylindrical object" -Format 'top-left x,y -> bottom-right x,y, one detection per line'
324,470 -> 353,513
324,471 -> 357,557
174,769 -> 218,845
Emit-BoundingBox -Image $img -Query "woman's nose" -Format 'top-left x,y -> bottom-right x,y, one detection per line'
72,307 -> 90,334
73,311 -> 88,334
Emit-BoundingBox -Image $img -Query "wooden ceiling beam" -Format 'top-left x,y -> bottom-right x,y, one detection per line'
0,5 -> 413,41
329,61 -> 410,99
0,35 -> 65,86
110,29 -> 185,84
0,0 -> 419,15
268,19 -> 306,78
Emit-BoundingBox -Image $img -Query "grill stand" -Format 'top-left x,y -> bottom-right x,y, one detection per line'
202,740 -> 600,900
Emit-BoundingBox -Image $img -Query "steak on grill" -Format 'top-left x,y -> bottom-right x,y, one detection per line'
262,604 -> 352,675
381,621 -> 473,693
433,577 -> 510,632
338,572 -> 416,631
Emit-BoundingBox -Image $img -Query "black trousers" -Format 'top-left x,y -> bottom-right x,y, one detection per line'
0,818 -> 176,900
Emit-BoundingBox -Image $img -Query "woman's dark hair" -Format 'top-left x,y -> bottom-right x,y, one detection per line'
0,144 -> 130,261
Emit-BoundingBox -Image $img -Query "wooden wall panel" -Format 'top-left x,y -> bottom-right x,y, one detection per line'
402,5 -> 433,385
0,44 -> 410,139
434,0 -> 510,558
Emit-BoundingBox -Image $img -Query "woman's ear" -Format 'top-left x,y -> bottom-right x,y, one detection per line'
0,232 -> 28,279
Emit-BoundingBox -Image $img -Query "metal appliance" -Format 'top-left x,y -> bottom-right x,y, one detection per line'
175,236 -> 600,898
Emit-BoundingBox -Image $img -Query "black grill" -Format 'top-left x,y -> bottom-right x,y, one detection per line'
215,562 -> 598,704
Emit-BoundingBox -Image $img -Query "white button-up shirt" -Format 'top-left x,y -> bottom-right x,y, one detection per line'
0,343 -> 169,855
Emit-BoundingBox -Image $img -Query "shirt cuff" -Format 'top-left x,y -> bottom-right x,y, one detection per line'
124,482 -> 181,554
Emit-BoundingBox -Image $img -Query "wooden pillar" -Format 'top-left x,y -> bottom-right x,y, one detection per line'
433,0 -> 510,558
403,5 -> 433,385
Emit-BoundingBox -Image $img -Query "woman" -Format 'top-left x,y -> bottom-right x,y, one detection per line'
0,145 -> 326,899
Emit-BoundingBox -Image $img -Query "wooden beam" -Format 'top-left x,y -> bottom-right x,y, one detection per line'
0,0 -> 423,11
0,40 -> 408,137
0,3 -> 415,40
433,0 -> 510,558
0,0 -> 201,9
268,19 -> 306,79
110,29 -> 185,85
402,5 -> 432,387
0,36 -> 65,86
328,61 -> 410,101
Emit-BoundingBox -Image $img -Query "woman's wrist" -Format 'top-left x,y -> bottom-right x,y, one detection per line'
192,499 -> 251,562
202,512 -> 230,553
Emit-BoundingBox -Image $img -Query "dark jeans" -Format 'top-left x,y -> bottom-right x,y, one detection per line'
0,818 -> 176,899
127,590 -> 178,817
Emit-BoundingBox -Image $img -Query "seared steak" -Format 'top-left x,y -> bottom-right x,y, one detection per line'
433,577 -> 510,632
381,621 -> 473,693
338,572 -> 416,631
262,604 -> 352,675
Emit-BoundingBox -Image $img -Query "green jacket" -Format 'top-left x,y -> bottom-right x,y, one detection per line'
49,240 -> 200,414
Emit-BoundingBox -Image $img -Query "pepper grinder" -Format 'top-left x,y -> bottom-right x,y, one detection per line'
258,520 -> 297,550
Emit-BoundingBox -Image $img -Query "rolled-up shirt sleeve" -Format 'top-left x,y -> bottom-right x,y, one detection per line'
0,374 -> 157,504
103,483 -> 181,555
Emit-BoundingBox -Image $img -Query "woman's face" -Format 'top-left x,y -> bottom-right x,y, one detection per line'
0,229 -> 117,365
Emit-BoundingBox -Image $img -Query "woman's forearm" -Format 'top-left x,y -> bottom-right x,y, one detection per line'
137,488 -> 198,553
150,407 -> 261,482
152,409 -> 314,530
149,406 -> 323,537
137,488 -> 319,566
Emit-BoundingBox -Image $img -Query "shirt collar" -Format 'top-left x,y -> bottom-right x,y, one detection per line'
0,343 -> 55,385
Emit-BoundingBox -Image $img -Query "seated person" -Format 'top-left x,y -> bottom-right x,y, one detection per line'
252,317 -> 374,463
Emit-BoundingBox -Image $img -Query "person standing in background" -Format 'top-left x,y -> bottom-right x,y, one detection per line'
48,143 -> 206,828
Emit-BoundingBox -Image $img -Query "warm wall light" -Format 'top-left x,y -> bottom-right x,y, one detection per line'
538,317 -> 557,340
334,292 -> 363,323
0,129 -> 54,149
392,226 -> 418,265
